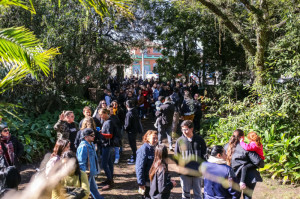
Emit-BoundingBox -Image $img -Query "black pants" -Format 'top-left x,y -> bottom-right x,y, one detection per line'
141,186 -> 150,199
240,163 -> 255,183
128,132 -> 137,160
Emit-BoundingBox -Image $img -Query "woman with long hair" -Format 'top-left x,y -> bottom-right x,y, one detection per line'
110,101 -> 125,164
52,151 -> 90,199
45,139 -> 70,176
149,144 -> 176,199
225,129 -> 264,199
135,130 -> 158,199
201,145 -> 240,199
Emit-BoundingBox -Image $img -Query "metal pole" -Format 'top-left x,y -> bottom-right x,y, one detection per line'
142,49 -> 145,80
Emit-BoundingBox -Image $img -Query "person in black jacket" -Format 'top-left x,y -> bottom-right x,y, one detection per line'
136,130 -> 158,199
108,103 -> 123,164
225,129 -> 264,199
0,124 -> 22,195
0,124 -> 24,170
170,88 -> 181,136
149,144 -> 176,199
193,93 -> 202,133
174,120 -> 206,199
155,97 -> 175,151
158,84 -> 169,97
124,100 -> 143,164
99,108 -> 117,190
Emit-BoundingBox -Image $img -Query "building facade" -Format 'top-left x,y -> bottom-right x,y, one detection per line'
125,46 -> 163,77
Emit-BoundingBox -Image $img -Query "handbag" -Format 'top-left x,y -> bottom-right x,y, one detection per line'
63,169 -> 86,199
64,187 -> 86,199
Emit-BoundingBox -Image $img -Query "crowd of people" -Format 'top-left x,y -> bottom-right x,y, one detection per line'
0,76 -> 265,199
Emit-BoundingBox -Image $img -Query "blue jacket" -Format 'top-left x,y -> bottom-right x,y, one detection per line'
76,140 -> 99,176
153,88 -> 159,101
201,162 -> 240,199
135,143 -> 155,186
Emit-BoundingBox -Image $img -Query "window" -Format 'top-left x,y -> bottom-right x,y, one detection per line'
153,48 -> 161,53
133,65 -> 141,74
145,65 -> 151,72
145,61 -> 150,65
133,61 -> 139,64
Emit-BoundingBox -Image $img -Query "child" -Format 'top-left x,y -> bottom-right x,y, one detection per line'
149,144 -> 176,199
79,106 -> 93,129
75,107 -> 98,149
154,96 -> 165,128
81,116 -> 96,130
239,131 -> 265,190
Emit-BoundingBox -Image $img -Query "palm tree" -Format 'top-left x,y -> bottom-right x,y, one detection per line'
0,1 -> 59,119
0,0 -> 133,120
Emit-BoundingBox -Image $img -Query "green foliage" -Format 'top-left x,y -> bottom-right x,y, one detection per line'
202,83 -> 300,183
0,0 -> 133,114
79,0 -> 134,21
7,97 -> 96,162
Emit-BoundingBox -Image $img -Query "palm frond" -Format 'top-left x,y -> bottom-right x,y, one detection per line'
0,27 -> 59,78
79,0 -> 134,21
0,65 -> 29,94
0,0 -> 36,14
0,102 -> 23,122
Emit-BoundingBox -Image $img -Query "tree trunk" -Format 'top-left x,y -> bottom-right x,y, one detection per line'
254,0 -> 269,86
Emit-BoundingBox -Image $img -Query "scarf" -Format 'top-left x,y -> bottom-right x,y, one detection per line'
207,156 -> 227,165
0,134 -> 15,166
113,107 -> 118,115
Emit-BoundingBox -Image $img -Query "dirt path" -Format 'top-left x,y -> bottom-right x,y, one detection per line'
19,117 -> 300,199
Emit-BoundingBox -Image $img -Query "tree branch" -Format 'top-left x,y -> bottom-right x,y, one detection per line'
272,19 -> 287,29
239,0 -> 262,17
197,0 -> 256,56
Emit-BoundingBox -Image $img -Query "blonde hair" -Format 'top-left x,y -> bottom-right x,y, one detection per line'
81,116 -> 96,130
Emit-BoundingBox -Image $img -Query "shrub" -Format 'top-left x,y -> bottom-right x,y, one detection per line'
202,84 -> 300,184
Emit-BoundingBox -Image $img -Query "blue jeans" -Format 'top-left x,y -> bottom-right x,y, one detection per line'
89,175 -> 104,199
115,147 -> 120,160
115,127 -> 123,160
138,106 -> 145,118
101,146 -> 114,180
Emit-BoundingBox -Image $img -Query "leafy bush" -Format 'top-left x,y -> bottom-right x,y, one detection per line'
202,84 -> 300,184
7,98 -> 96,163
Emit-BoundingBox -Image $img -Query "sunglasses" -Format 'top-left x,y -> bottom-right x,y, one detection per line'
89,134 -> 95,137
2,129 -> 9,133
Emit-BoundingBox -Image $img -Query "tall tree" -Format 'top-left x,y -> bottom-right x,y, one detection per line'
196,0 -> 299,86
